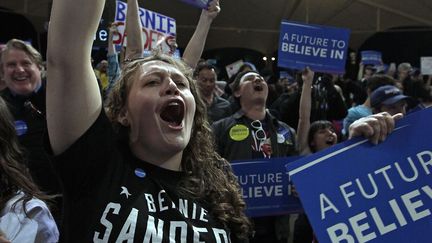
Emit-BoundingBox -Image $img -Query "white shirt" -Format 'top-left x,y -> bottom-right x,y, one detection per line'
0,192 -> 59,243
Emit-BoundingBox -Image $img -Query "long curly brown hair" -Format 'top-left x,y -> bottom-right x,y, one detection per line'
105,54 -> 252,240
0,97 -> 52,214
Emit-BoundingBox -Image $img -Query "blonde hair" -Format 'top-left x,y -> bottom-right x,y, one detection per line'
0,39 -> 43,76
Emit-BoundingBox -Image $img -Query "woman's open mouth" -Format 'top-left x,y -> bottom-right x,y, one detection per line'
160,99 -> 185,127
253,84 -> 264,91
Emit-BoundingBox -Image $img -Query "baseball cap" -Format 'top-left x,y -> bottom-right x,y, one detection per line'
370,85 -> 410,108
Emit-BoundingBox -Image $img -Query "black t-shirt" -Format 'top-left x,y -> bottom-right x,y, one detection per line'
51,111 -> 231,242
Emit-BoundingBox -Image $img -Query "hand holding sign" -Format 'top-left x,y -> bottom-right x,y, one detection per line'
348,112 -> 403,144
301,66 -> 314,85
287,108 -> 432,243
204,0 -> 221,20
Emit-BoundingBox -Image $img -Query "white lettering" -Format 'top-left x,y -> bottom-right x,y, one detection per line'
417,150 -> 432,174
213,228 -> 229,243
389,199 -> 407,227
369,207 -> 396,235
374,165 -> 394,189
115,208 -> 138,243
348,212 -> 376,243
327,223 -> 355,243
395,158 -> 419,182
199,208 -> 209,222
401,189 -> 431,221
179,199 -> 188,218
145,193 -> 156,212
192,226 -> 208,243
158,190 -> 168,212
320,193 -> 339,220
356,174 -> 378,199
94,203 -> 120,243
144,215 -> 163,243
169,221 -> 187,243
340,182 -> 356,208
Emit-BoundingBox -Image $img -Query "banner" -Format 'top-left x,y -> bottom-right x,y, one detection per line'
286,108 -> 432,243
178,0 -> 210,9
114,1 -> 176,51
278,20 -> 350,74
420,57 -> 432,75
231,157 -> 303,217
361,51 -> 383,65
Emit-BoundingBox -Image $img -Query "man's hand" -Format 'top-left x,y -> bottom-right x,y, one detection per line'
204,0 -> 221,21
349,112 -> 403,144
0,230 -> 10,243
301,66 -> 314,85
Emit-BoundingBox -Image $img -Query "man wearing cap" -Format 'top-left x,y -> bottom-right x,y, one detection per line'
342,74 -> 396,138
370,84 -> 410,115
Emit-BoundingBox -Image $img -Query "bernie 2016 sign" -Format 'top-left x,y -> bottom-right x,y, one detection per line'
286,108 -> 432,243
231,157 -> 303,217
278,20 -> 350,74
114,1 -> 176,51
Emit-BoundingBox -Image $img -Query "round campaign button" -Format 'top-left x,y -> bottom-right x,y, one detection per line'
14,120 -> 28,136
229,124 -> 249,141
277,133 -> 285,143
134,168 -> 146,178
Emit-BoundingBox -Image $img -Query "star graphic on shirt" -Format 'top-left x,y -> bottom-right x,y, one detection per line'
120,186 -> 131,199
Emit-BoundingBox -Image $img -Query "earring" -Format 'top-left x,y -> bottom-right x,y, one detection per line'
121,118 -> 129,126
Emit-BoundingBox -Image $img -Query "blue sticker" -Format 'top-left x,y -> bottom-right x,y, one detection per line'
277,126 -> 292,144
134,168 -> 146,178
14,120 -> 28,136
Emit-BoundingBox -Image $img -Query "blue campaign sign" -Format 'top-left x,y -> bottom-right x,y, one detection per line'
278,21 -> 350,74
178,0 -> 210,9
231,157 -> 303,217
286,108 -> 432,243
361,51 -> 383,65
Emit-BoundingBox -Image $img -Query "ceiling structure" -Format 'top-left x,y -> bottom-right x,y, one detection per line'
1,0 -> 432,56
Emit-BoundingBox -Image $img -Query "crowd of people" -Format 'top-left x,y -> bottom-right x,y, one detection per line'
0,0 -> 429,242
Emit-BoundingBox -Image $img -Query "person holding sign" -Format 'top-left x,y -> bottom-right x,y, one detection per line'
123,0 -> 220,69
297,67 -> 340,154
342,75 -> 397,138
370,85 -> 410,116
47,0 -> 251,242
294,67 -> 340,242
212,70 -> 298,242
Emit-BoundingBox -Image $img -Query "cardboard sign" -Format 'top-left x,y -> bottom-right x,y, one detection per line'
225,60 -> 244,79
278,21 -> 350,74
115,1 -> 176,51
420,57 -> 432,75
286,108 -> 432,243
231,157 -> 303,217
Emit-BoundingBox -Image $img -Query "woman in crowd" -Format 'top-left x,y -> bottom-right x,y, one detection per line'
0,97 -> 59,243
47,0 -> 251,242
